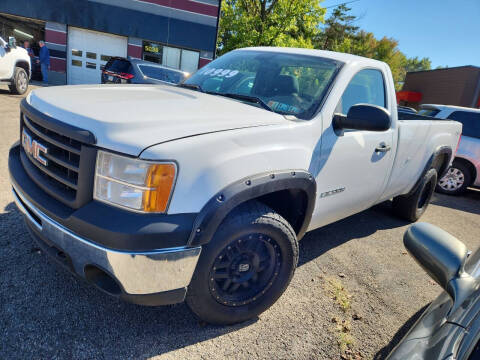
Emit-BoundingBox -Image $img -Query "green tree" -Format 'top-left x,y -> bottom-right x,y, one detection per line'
405,57 -> 432,72
317,5 -> 433,90
217,0 -> 326,56
314,4 -> 358,50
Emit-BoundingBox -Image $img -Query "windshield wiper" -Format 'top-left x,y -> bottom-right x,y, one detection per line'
219,93 -> 273,112
178,83 -> 204,92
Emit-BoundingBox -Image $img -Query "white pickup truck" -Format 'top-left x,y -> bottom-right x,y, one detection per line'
0,36 -> 30,94
9,47 -> 461,325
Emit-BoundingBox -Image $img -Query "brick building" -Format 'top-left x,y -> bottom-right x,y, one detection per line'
398,66 -> 480,109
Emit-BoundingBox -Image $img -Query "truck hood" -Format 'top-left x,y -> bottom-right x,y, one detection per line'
27,84 -> 287,156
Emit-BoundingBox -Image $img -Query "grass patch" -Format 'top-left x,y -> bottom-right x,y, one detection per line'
325,277 -> 351,312
338,331 -> 355,354
325,276 -> 359,358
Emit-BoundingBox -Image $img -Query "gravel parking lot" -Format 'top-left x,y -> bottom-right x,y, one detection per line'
1,85 -> 479,360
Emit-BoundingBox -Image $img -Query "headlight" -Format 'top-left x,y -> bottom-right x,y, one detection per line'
94,150 -> 176,213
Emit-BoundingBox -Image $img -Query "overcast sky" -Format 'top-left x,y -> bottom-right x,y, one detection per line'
323,0 -> 479,68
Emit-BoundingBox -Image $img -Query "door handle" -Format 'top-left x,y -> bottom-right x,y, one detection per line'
375,143 -> 391,152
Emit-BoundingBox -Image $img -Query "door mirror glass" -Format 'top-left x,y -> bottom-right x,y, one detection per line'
333,104 -> 391,132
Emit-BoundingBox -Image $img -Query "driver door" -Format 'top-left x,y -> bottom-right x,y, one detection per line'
310,68 -> 395,229
0,37 -> 11,79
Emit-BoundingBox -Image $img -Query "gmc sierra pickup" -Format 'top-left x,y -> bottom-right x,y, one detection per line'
9,47 -> 462,325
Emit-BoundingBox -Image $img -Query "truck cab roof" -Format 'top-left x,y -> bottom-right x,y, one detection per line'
240,46 -> 389,67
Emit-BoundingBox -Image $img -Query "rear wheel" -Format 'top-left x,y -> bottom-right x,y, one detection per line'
393,168 -> 437,222
186,201 -> 298,325
10,67 -> 28,95
436,160 -> 472,195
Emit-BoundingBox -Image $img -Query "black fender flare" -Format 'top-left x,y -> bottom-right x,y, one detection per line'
406,146 -> 452,197
187,170 -> 317,246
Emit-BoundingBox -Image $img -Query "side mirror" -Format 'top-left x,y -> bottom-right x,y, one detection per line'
404,223 -> 477,314
8,36 -> 17,49
333,104 -> 391,133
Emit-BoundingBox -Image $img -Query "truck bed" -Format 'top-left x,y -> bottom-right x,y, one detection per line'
382,118 -> 462,199
398,111 -> 441,121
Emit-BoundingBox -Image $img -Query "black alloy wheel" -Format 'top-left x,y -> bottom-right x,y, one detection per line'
186,201 -> 298,325
209,233 -> 281,307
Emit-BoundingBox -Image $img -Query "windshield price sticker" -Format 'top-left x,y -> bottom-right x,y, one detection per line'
200,68 -> 239,78
268,101 -> 301,114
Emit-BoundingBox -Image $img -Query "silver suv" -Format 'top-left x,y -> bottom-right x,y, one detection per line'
420,104 -> 480,194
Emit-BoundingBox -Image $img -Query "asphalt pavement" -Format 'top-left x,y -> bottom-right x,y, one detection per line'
1,85 -> 479,359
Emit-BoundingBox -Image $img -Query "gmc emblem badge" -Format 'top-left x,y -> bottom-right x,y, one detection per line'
22,128 -> 48,166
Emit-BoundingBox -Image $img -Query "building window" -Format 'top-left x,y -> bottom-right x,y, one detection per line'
142,41 -> 199,73
181,49 -> 200,74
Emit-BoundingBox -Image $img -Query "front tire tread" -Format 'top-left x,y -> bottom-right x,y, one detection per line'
186,201 -> 298,325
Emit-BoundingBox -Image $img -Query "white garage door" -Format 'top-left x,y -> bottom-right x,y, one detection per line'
67,27 -> 127,85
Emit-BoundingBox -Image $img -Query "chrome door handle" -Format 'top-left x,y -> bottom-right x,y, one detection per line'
375,143 -> 391,152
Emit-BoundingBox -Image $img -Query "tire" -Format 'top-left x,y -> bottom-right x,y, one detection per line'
186,201 -> 298,325
10,67 -> 28,95
436,160 -> 472,195
393,168 -> 437,222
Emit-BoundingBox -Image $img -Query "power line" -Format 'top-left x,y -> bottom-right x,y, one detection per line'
324,0 -> 361,9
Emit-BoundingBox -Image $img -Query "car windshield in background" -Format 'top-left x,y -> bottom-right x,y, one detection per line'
139,65 -> 186,84
106,59 -> 132,73
448,111 -> 480,139
183,50 -> 342,119
418,108 -> 440,117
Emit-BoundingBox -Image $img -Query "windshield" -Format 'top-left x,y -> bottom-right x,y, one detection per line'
139,65 -> 186,84
184,50 -> 342,119
418,108 -> 440,117
106,58 -> 132,73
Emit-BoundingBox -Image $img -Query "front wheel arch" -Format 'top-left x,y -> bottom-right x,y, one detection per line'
15,60 -> 31,79
188,170 -> 316,246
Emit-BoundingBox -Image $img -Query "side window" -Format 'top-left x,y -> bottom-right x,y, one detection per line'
448,111 -> 480,139
140,65 -> 166,81
336,69 -> 386,115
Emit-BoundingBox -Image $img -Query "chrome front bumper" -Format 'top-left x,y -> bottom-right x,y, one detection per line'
12,185 -> 201,296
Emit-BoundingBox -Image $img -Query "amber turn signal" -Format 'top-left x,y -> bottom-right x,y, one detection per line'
143,164 -> 176,213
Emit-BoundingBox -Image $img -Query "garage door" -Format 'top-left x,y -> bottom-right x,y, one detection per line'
67,27 -> 127,85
